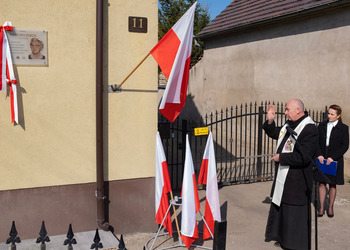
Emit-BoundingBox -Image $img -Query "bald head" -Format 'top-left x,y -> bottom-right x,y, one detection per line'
285,98 -> 305,121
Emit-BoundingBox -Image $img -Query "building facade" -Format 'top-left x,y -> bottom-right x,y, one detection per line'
0,0 -> 158,238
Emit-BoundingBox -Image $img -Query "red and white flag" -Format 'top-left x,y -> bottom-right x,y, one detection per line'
198,132 -> 221,239
150,2 -> 197,123
155,132 -> 173,237
181,134 -> 200,248
0,21 -> 18,124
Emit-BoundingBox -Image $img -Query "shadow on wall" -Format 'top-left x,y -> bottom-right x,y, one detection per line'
158,93 -> 236,165
158,93 -> 242,189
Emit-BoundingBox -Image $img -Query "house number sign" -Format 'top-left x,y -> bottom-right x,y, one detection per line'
128,16 -> 148,33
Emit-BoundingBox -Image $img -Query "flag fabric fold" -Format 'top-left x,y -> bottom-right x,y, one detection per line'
155,132 -> 173,237
181,134 -> 200,248
198,132 -> 221,239
0,21 -> 18,124
150,2 -> 197,123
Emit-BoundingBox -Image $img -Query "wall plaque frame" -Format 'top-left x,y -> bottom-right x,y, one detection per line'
7,28 -> 48,66
128,16 -> 148,33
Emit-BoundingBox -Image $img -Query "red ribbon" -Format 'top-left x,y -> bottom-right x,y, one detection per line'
0,25 -> 13,31
6,79 -> 17,86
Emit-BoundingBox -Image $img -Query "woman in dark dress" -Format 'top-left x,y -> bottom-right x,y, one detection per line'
316,104 -> 349,217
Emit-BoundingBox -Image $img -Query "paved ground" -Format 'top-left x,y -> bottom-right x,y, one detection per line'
123,180 -> 350,250
2,180 -> 348,249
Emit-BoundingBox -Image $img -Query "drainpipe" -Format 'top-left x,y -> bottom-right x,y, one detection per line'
96,0 -> 109,231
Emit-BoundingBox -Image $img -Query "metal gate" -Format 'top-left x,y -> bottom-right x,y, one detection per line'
158,102 -> 326,190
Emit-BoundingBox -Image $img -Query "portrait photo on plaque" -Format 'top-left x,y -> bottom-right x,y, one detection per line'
7,28 -> 48,66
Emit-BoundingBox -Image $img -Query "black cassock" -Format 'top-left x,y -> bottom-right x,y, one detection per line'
263,114 -> 318,250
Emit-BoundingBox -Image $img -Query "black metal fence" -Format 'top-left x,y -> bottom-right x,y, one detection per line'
3,221 -> 126,249
158,102 -> 327,190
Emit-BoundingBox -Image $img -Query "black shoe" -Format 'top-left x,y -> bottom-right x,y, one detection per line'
326,209 -> 334,218
274,242 -> 281,247
317,209 -> 324,217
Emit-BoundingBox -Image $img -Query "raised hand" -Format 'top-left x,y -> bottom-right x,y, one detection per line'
267,104 -> 276,124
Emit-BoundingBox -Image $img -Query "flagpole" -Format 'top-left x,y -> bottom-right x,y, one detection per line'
199,210 -> 214,239
111,52 -> 151,91
169,191 -> 182,241
149,203 -> 173,250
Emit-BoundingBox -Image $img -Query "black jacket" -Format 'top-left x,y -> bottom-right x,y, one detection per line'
317,120 -> 349,161
316,120 -> 349,184
263,115 -> 319,205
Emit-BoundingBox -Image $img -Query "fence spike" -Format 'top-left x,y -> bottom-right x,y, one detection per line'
90,229 -> 103,249
118,234 -> 127,249
64,223 -> 77,247
36,221 -> 50,245
6,221 -> 21,246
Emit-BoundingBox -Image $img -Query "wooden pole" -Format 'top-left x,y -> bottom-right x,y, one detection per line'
115,52 -> 151,89
169,191 -> 182,240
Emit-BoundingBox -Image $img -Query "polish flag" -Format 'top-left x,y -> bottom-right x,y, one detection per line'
155,132 -> 173,237
198,132 -> 221,239
181,134 -> 200,248
150,2 -> 197,123
0,21 -> 18,124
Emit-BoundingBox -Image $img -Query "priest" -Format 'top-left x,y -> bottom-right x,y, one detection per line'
264,99 -> 318,250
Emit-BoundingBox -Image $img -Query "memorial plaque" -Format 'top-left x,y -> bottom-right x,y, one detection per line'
7,28 -> 48,65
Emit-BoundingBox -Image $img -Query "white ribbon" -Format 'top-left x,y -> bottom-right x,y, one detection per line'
1,21 -> 18,124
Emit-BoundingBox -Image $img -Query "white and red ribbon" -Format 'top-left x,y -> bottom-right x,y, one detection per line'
1,21 -> 18,124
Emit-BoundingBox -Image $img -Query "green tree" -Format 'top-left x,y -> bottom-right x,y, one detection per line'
158,0 -> 210,67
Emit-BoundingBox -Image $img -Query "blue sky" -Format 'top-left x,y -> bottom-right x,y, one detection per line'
198,0 -> 232,20
158,1 -> 233,20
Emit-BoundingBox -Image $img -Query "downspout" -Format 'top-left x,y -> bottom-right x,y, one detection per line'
96,0 -> 109,231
